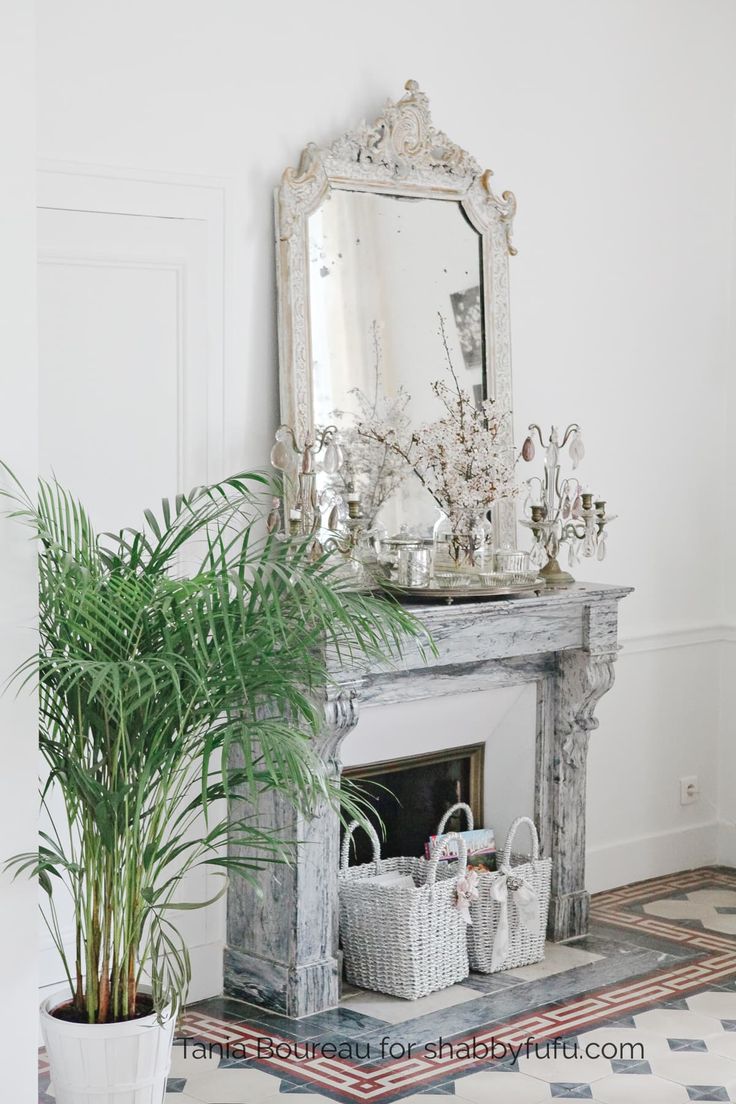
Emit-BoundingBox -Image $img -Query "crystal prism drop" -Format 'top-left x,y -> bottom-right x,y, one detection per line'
322,442 -> 340,475
569,430 -> 585,469
530,539 -> 546,568
270,440 -> 291,472
521,435 -> 535,462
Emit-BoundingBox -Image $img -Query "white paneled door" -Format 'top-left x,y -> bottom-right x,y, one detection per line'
36,168 -> 227,1003
38,207 -> 211,529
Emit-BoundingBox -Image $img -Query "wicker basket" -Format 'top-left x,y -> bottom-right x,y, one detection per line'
431,805 -> 551,974
338,820 -> 470,1000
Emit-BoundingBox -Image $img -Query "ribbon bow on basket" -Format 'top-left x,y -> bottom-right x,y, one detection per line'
488,866 -> 540,970
455,870 -> 480,924
484,815 -> 545,971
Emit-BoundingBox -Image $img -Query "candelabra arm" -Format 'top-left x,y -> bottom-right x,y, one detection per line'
323,534 -> 352,556
527,423 -> 546,448
274,423 -> 299,451
561,423 -> 581,448
524,476 -> 545,516
316,424 -> 339,449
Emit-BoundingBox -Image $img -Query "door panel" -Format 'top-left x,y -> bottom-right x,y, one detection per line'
38,207 -> 209,531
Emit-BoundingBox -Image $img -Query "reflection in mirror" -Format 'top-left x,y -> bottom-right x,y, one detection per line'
307,189 -> 484,534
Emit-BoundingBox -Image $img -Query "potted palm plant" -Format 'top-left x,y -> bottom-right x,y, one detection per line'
2,467 -> 424,1104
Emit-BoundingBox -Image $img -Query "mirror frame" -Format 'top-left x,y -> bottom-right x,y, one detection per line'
274,79 -> 518,547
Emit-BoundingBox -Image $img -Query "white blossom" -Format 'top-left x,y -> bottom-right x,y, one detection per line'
328,323 -> 412,527
358,317 -> 517,531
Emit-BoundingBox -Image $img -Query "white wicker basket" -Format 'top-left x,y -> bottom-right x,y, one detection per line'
432,805 -> 551,974
338,820 -> 470,1000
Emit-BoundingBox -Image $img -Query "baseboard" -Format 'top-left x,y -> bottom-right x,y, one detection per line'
586,821 -> 720,894
186,942 -> 224,1004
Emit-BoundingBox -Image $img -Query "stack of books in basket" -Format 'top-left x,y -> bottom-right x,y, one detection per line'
424,826 -> 497,872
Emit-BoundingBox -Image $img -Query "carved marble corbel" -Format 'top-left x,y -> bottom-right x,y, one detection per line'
320,681 -> 362,773
557,649 -> 618,769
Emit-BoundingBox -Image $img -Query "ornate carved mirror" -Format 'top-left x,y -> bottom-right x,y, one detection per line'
275,79 -> 517,547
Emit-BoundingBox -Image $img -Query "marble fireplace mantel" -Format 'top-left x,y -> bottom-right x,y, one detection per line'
225,581 -> 632,1018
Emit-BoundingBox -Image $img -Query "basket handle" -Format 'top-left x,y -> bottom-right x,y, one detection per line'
502,816 -> 540,869
426,831 -> 468,887
436,801 -> 474,835
340,820 -> 381,873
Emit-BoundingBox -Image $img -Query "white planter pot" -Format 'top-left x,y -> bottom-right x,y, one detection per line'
40,990 -> 175,1104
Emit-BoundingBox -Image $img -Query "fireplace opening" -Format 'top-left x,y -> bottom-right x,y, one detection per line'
341,743 -> 484,864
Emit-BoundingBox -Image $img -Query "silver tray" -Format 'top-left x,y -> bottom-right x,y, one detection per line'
384,579 -> 546,604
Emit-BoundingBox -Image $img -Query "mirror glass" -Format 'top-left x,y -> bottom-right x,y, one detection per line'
307,188 -> 485,534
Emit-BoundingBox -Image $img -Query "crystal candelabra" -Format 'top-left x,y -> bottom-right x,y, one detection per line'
519,423 -> 615,586
269,424 -> 343,539
269,424 -> 373,583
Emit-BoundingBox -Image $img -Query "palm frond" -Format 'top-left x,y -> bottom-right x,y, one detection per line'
1,465 -> 429,1022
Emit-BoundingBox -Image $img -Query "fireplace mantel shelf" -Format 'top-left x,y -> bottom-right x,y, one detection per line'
226,580 -> 633,1018
337,582 -> 633,704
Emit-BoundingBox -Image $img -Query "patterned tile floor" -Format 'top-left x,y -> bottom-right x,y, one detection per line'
39,866 -> 736,1103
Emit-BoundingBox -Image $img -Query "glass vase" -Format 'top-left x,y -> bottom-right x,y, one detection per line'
432,511 -> 492,572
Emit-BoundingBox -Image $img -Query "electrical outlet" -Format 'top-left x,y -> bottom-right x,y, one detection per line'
680,775 -> 699,805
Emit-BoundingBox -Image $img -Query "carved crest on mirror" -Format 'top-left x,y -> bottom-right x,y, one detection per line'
275,78 -> 518,549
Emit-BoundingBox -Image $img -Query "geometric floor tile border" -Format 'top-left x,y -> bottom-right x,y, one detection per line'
39,866 -> 736,1104
172,954 -> 736,1102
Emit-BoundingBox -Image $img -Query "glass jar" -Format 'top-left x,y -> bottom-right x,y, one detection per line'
397,545 -> 431,588
377,533 -> 431,583
494,549 -> 530,574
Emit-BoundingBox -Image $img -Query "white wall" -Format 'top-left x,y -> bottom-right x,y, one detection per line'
32,0 -> 736,1004
0,1 -> 39,1096
719,123 -> 736,867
